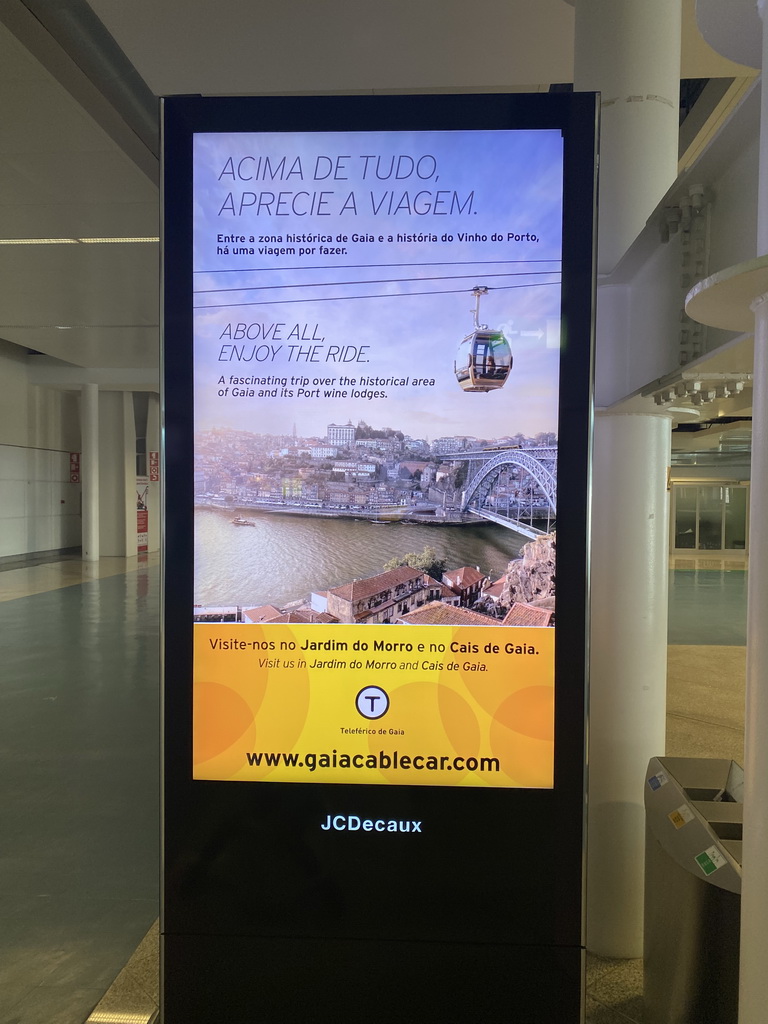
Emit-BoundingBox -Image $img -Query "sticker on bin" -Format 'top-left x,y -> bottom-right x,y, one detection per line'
647,772 -> 669,791
695,846 -> 727,876
668,804 -> 695,830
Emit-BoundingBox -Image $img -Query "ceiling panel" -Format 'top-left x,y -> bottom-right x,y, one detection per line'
0,14 -> 159,379
84,0 -> 576,96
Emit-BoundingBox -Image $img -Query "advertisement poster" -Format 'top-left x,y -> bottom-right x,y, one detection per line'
192,128 -> 563,789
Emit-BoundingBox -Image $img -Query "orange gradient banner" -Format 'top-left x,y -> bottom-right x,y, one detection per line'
193,623 -> 554,788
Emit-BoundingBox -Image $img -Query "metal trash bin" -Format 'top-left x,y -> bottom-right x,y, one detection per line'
644,756 -> 743,1024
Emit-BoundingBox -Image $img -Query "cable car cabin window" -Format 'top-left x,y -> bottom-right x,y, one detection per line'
454,286 -> 513,393
455,331 -> 512,392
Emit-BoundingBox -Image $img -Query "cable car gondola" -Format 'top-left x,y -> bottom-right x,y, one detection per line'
454,286 -> 512,393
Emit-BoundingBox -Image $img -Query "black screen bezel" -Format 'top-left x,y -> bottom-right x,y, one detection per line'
162,91 -> 596,951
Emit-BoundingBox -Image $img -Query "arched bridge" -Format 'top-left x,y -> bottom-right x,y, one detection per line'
450,447 -> 557,538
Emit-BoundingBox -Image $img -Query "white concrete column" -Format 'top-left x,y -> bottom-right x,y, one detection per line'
97,391 -> 137,557
759,0 -> 768,256
574,0 -> 682,275
739,291 -> 768,1020
575,0 -> 681,957
122,392 -> 136,558
147,392 -> 160,553
81,383 -> 99,562
587,412 -> 671,956
740,6 -> 768,1020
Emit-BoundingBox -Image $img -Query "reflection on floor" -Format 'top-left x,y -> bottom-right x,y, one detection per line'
0,551 -> 160,602
0,556 -> 747,1023
0,557 -> 160,1024
83,920 -> 158,1024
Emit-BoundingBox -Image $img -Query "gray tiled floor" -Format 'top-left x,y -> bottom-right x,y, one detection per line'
668,567 -> 747,646
0,560 -> 748,1023
0,565 -> 159,1024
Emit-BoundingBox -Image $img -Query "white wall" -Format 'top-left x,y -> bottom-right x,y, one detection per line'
0,341 -> 82,559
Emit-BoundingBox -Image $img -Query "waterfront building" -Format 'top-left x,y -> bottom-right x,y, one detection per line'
442,566 -> 489,607
482,577 -> 508,609
332,460 -> 377,478
266,609 -> 336,624
242,605 -> 282,624
193,606 -> 241,623
326,566 -> 442,624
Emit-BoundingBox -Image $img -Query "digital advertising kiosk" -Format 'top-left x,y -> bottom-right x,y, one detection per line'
162,92 -> 597,1022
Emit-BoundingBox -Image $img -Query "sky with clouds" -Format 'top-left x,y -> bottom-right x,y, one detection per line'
193,128 -> 563,441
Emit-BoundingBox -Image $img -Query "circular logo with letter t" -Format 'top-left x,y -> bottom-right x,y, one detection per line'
355,685 -> 390,720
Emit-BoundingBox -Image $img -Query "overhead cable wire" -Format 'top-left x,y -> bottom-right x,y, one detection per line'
193,258 -> 562,275
194,279 -> 560,311
194,269 -> 560,296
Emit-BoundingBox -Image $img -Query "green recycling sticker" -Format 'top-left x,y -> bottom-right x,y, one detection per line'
695,845 -> 727,876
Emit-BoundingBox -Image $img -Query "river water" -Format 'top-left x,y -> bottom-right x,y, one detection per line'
195,507 -> 525,609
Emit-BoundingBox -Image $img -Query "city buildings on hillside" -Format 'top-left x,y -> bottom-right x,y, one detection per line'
194,426 -> 555,521
327,421 -> 356,446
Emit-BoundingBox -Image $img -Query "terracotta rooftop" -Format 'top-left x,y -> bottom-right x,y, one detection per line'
502,602 -> 554,628
242,604 -> 281,623
328,565 -> 423,603
267,610 -> 316,623
443,565 -> 487,591
398,601 -> 500,627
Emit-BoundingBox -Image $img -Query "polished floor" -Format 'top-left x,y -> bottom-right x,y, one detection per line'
0,554 -> 160,1024
0,556 -> 747,1023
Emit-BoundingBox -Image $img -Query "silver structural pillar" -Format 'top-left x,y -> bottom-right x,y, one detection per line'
588,412 -> 671,956
81,383 -> 99,562
574,0 -> 682,275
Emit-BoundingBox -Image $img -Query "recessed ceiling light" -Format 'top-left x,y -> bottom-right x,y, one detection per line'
0,323 -> 158,330
0,238 -> 79,245
79,237 -> 159,244
0,237 -> 159,245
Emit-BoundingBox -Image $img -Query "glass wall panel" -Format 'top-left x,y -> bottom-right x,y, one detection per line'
672,483 -> 749,554
724,486 -> 748,550
697,486 -> 723,550
674,486 -> 698,548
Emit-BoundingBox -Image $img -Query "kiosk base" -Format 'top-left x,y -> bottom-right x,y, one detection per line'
162,933 -> 584,1023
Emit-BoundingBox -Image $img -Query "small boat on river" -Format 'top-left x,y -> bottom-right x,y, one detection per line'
232,516 -> 256,527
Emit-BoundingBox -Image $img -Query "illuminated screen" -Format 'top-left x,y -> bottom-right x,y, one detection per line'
192,127 -> 564,788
